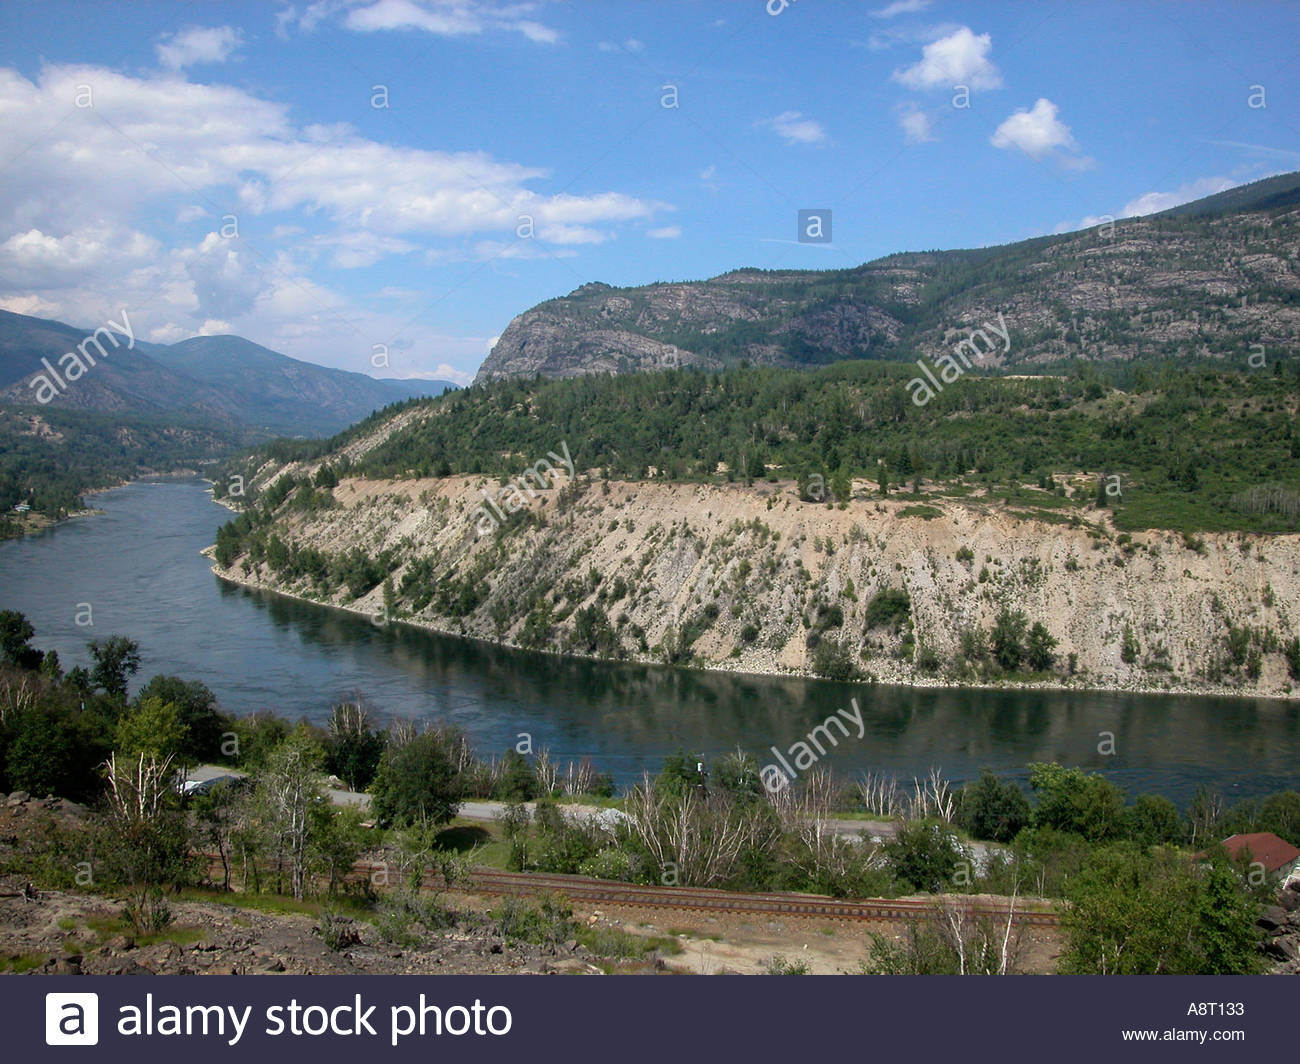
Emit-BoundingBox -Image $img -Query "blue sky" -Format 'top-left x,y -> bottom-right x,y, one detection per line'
1,0 -> 1297,384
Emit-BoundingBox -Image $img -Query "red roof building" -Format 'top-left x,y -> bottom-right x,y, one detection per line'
1219,832 -> 1300,874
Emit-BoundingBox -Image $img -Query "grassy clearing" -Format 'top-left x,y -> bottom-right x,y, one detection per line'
577,925 -> 683,959
81,915 -> 208,948
439,818 -> 511,869
0,952 -> 47,973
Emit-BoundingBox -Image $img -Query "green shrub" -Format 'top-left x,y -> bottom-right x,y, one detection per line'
864,588 -> 911,631
370,730 -> 462,828
811,637 -> 857,681
957,771 -> 1031,843
491,894 -> 574,948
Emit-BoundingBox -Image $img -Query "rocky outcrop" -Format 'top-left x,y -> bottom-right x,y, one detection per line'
208,467 -> 1300,700
1261,883 -> 1300,973
474,180 -> 1300,384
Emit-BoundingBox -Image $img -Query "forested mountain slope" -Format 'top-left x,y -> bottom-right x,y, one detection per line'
476,172 -> 1300,382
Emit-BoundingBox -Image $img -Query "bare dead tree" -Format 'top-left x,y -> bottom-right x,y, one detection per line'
328,693 -> 375,738
622,774 -> 776,888
857,771 -> 903,818
104,750 -> 175,824
562,757 -> 597,796
534,748 -> 558,796
933,895 -> 1024,975
909,767 -> 955,823
0,672 -> 38,727
771,768 -> 885,892
388,717 -> 417,747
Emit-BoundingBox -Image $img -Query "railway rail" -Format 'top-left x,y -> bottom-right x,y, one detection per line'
341,859 -> 1060,928
197,852 -> 1058,927
461,869 -> 1058,927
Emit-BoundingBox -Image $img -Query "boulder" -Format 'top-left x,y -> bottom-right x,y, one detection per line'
6,791 -> 30,806
1264,936 -> 1299,962
1256,906 -> 1288,932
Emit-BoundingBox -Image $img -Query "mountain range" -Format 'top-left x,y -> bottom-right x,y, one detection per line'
476,170 -> 1300,382
0,310 -> 456,438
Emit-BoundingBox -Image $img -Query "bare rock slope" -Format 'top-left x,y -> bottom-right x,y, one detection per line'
209,462 -> 1300,700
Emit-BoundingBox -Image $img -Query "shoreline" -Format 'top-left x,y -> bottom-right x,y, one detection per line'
206,556 -> 1299,706
3,471 -> 204,540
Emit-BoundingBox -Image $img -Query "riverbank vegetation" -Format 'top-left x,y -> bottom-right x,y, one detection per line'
217,357 -> 1300,535
0,406 -> 248,538
1,612 -> 1295,974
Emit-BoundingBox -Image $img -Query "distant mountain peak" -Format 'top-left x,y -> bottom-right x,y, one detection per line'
0,313 -> 456,438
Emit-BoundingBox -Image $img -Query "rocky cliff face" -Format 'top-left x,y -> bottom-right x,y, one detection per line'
475,175 -> 1300,384
209,458 -> 1300,700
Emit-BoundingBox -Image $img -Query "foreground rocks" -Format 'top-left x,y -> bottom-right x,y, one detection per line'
0,873 -> 600,976
1262,882 -> 1300,973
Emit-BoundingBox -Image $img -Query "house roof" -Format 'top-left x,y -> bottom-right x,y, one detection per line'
1220,832 -> 1300,872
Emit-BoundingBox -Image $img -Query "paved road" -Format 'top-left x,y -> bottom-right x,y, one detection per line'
453,801 -> 897,841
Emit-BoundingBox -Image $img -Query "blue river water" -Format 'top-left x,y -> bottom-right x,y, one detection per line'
0,478 -> 1296,803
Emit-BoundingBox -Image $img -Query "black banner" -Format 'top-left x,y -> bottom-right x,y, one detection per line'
8,975 -> 1290,1062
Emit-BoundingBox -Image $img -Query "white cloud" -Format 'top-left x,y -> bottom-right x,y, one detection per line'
389,363 -> 473,385
860,21 -> 961,52
536,223 -> 606,245
0,62 -> 665,380
1120,176 -> 1240,217
760,111 -> 828,146
898,107 -> 934,144
302,0 -> 562,44
598,38 -> 643,53
0,65 -> 662,245
872,0 -> 931,17
315,230 -> 418,268
182,232 -> 267,321
647,226 -> 681,239
1053,176 -> 1245,234
894,26 -> 1001,90
990,98 -> 1077,158
156,26 -> 244,70
514,20 -> 558,44
0,225 -> 160,289
147,322 -> 191,343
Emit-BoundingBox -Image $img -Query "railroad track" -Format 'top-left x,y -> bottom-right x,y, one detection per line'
455,869 -> 1060,927
198,854 -> 1059,928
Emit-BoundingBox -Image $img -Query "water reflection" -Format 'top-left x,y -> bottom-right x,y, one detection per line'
1,478 -> 1296,803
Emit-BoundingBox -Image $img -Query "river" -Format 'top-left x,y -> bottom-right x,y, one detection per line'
0,478 -> 1295,803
